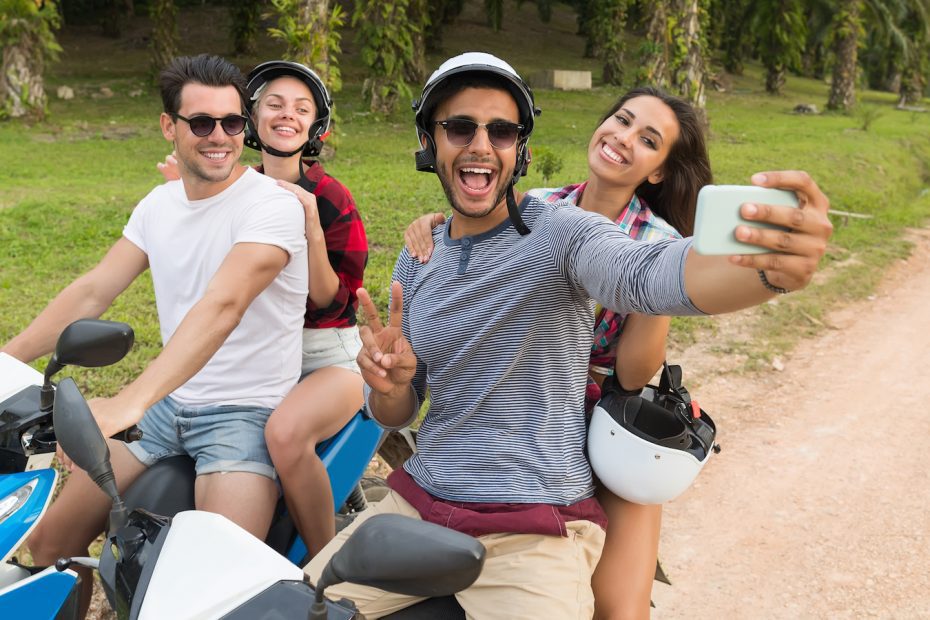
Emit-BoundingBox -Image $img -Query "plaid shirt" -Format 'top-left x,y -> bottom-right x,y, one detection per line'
260,160 -> 368,328
527,182 -> 680,371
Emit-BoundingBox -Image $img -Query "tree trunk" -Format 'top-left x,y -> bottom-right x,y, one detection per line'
231,0 -> 262,56
826,0 -> 861,111
765,65 -> 786,94
296,0 -> 332,86
102,0 -> 124,38
1,41 -> 47,120
639,0 -> 671,88
671,0 -> 707,122
406,0 -> 428,83
150,0 -> 179,78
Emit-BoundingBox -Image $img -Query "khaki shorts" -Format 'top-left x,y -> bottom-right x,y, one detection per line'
304,490 -> 605,619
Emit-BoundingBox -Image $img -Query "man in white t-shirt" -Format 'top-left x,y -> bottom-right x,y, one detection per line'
0,54 -> 308,618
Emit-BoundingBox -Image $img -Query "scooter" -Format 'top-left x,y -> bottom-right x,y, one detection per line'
52,375 -> 486,619
0,318 -> 136,619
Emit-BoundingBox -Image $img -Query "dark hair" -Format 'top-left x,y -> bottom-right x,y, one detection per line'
598,86 -> 711,236
159,54 -> 247,116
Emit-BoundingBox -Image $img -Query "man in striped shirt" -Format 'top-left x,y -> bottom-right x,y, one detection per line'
305,53 -> 833,618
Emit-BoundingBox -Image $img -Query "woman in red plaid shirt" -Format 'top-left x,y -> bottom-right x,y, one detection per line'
158,60 -> 368,558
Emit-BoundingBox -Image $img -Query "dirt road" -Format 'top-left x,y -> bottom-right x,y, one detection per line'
652,229 -> 930,618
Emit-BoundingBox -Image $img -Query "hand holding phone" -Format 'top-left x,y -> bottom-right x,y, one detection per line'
692,185 -> 799,255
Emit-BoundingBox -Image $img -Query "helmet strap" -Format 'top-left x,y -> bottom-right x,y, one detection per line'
260,141 -> 307,158
506,185 -> 530,236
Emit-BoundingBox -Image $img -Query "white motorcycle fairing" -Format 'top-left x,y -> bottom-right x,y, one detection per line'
138,510 -> 305,620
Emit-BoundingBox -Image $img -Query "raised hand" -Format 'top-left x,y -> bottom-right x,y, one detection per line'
356,282 -> 417,396
404,212 -> 446,263
156,151 -> 181,181
730,171 -> 833,292
276,180 -> 324,245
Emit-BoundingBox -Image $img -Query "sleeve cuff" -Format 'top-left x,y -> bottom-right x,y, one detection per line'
362,382 -> 420,430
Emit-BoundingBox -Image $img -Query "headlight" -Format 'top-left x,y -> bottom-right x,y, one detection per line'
0,478 -> 38,524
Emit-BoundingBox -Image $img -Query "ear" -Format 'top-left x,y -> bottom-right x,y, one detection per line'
420,133 -> 429,150
160,112 -> 176,142
647,167 -> 664,185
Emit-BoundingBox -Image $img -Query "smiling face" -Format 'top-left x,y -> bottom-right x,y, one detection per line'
161,82 -> 245,197
587,95 -> 681,189
431,87 -> 519,235
253,75 -> 317,154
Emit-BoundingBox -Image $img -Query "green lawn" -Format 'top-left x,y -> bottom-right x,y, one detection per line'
2,2 -> 930,392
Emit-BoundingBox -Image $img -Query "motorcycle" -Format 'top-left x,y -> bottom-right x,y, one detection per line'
0,319 -> 136,619
0,317 -> 386,617
52,373 -> 486,619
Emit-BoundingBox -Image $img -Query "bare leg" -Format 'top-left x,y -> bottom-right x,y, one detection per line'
27,441 -> 148,619
194,471 -> 278,539
265,367 -> 363,555
592,488 -> 662,620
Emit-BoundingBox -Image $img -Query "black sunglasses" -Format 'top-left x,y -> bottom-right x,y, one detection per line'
435,119 -> 524,150
174,113 -> 248,137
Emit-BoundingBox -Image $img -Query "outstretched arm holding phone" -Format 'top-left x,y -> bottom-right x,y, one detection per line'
683,171 -> 831,313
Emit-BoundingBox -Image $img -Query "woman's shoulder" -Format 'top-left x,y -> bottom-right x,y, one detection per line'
303,160 -> 358,210
617,195 -> 682,241
527,182 -> 585,206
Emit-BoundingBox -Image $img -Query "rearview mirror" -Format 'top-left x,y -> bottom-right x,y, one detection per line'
54,320 -> 134,368
52,378 -> 118,502
318,514 -> 485,597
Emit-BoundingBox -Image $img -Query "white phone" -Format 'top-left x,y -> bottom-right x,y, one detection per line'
692,185 -> 799,255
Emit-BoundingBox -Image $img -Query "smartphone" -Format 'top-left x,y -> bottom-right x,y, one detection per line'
692,185 -> 799,255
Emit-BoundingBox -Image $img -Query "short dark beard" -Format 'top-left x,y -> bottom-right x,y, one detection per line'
436,157 -> 510,220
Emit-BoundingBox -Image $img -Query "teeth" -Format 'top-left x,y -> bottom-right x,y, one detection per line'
460,167 -> 491,174
274,126 -> 297,135
203,152 -> 227,160
601,143 -> 626,164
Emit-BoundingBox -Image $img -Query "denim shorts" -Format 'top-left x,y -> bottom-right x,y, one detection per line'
125,396 -> 276,480
301,326 -> 362,377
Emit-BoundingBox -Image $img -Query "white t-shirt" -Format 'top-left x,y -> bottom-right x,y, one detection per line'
123,168 -> 308,408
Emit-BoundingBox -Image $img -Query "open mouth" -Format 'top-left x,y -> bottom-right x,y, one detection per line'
457,166 -> 497,196
273,125 -> 299,137
600,142 -> 628,165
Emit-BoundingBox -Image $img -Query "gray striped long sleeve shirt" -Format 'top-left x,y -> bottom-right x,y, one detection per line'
390,195 -> 703,505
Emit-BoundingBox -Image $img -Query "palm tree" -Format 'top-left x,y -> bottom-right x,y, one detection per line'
750,0 -> 808,94
670,0 -> 708,120
150,0 -> 179,78
0,0 -> 61,120
638,0 -> 672,88
826,0 -> 862,110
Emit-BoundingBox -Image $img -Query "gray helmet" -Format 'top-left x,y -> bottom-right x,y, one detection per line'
245,60 -> 332,158
412,53 -> 540,234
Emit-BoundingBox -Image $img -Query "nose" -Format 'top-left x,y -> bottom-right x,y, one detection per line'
467,125 -> 493,154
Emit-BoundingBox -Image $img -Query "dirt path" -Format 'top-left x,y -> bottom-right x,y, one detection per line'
652,229 -> 930,618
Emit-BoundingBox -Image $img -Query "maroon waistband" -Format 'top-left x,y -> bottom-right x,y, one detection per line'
386,468 -> 607,538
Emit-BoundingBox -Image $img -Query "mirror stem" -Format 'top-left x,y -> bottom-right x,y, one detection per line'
108,498 -> 128,536
40,356 -> 63,413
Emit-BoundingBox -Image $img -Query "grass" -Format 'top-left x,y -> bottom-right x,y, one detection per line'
2,1 -> 930,392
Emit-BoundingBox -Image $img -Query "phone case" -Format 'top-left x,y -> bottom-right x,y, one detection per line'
692,185 -> 799,255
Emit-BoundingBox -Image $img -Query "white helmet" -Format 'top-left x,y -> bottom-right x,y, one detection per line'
412,52 -> 540,235
588,366 -> 719,505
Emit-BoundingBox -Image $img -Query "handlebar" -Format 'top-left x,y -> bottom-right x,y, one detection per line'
110,425 -> 143,443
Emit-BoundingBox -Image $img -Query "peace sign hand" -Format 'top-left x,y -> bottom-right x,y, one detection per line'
356,282 -> 417,397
